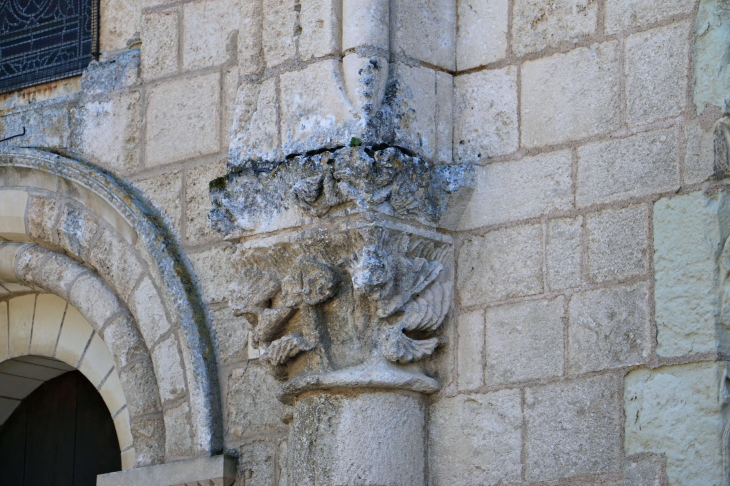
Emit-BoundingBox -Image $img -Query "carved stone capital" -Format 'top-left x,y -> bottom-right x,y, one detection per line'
210,146 -> 472,403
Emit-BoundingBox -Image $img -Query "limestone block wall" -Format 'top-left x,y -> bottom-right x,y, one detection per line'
0,0 -> 724,484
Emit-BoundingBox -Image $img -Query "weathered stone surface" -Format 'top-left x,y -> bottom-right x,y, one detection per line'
458,150 -> 573,229
99,0 -> 136,53
101,313 -> 147,368
429,390 -> 522,485
186,160 -> 227,245
151,334 -> 187,403
226,364 -> 285,437
606,0 -> 695,34
141,10 -> 178,80
239,0 -> 264,74
262,0 -> 297,67
130,415 -> 165,467
145,73 -> 221,166
654,191 -> 730,357
35,252 -> 90,300
130,276 -> 172,347
547,216 -> 582,290
26,195 -> 60,245
289,391 -> 426,485
457,310 -> 484,391
393,0 -> 456,70
210,305 -> 249,365
685,118 -> 716,184
435,72 -> 453,164
522,42 -> 620,148
76,90 -> 142,176
280,60 -> 359,156
88,227 -> 145,301
68,273 -> 125,329
454,66 -> 518,162
577,129 -> 679,207
587,205 -> 650,283
457,0 -> 508,70
695,0 -> 730,113
626,22 -> 690,126
134,171 -> 182,234
163,401 -> 193,459
458,224 -> 543,306
237,440 -> 276,485
299,0 -> 341,60
120,358 -> 163,416
57,205 -> 99,260
625,363 -> 730,486
183,0 -> 239,69
485,298 -> 564,385
525,375 -> 621,481
188,244 -> 237,304
229,79 -> 280,164
212,146 -> 472,237
512,0 -> 598,56
569,283 -> 650,373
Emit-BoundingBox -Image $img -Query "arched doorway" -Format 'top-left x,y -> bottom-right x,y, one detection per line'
0,367 -> 121,485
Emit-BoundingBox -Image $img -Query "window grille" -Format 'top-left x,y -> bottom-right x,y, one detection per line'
0,0 -> 99,95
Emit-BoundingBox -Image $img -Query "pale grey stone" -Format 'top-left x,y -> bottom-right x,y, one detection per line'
485,298 -> 564,385
101,313 -> 148,369
429,390 -> 522,485
163,401 -> 194,459
263,0 -> 297,67
188,244 -> 237,304
625,363 -> 730,486
209,305 -> 249,365
119,358 -> 163,417
435,71 -> 454,164
654,191 -> 730,357
393,0 -> 456,70
145,73 -> 220,166
98,454 -> 235,485
141,10 -> 178,80
239,0 -> 264,74
25,195 -> 60,245
684,119 -> 716,184
130,276 -> 172,347
525,375 -> 621,481
134,171 -> 182,235
185,160 -> 227,245
569,283 -> 651,373
458,150 -> 573,230
182,0 -> 239,69
512,0 -> 598,56
57,205 -> 99,260
522,42 -> 620,148
98,0 -> 136,52
226,364 -> 285,437
238,440 -> 276,486
694,0 -> 730,113
626,22 -> 691,126
229,79 -> 280,164
458,224 -> 544,306
606,0 -> 695,34
68,272 -> 125,330
129,415 -> 165,467
299,0 -> 340,59
89,226 -> 145,301
587,205 -> 650,283
547,216 -> 582,290
457,0 -> 509,70
289,392 -> 426,485
457,309 -> 485,391
577,129 -> 679,207
454,66 -> 518,162
151,334 -> 187,403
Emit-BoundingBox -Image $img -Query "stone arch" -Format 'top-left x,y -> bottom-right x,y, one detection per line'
0,289 -> 135,469
0,147 -> 221,464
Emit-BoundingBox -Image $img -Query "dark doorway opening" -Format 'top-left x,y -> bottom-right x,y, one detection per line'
0,370 -> 121,485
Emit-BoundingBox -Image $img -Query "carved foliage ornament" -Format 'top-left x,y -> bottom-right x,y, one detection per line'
229,228 -> 451,369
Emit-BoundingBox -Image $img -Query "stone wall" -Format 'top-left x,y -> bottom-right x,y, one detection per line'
0,0 -> 725,484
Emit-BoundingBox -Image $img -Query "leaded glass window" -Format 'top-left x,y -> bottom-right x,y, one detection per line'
0,0 -> 98,94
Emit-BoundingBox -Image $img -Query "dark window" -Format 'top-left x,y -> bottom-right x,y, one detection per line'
0,0 -> 99,94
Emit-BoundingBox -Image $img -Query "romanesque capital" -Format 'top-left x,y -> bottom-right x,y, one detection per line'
210,146 -> 472,403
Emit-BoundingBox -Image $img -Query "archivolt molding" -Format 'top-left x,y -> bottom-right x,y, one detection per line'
0,147 -> 222,461
0,287 -> 136,470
